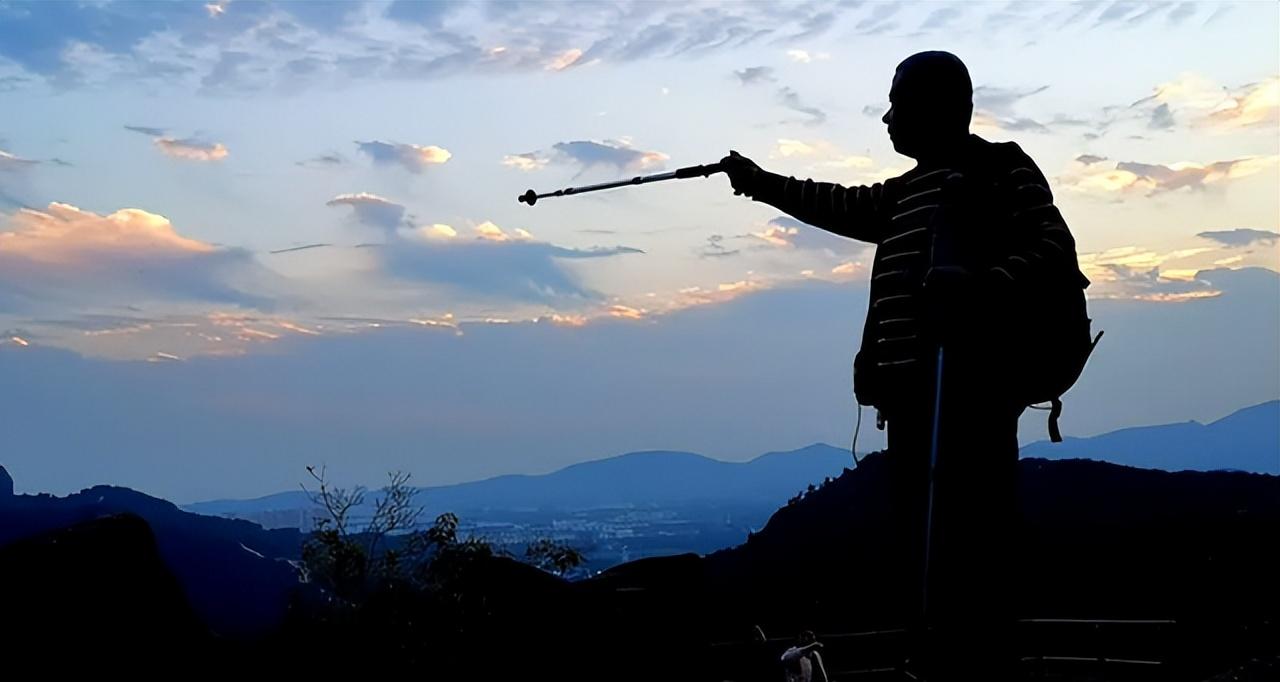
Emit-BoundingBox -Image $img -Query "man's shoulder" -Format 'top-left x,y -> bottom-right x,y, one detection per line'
970,134 -> 1038,169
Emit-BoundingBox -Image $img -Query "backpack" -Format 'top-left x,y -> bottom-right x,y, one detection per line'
1009,253 -> 1102,442
934,141 -> 1102,442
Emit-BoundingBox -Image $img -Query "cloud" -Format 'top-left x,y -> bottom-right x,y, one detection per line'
1093,1 -> 1143,27
355,140 -> 452,173
385,0 -> 461,28
1167,2 -> 1198,25
0,1 -> 174,79
0,75 -> 31,92
972,112 -> 1050,133
0,149 -> 39,169
377,222 -> 642,304
124,125 -> 167,137
968,84 -> 1055,132
553,140 -> 668,172
501,152 -> 550,172
786,49 -> 812,63
507,140 -> 668,175
0,202 -> 269,313
670,279 -> 769,309
298,152 -> 346,167
4,263 -> 1276,499
1075,154 -> 1108,165
0,3 -> 839,93
1078,243 -> 1226,301
776,86 -> 826,126
920,6 -> 964,30
545,48 -> 584,71
326,193 -> 408,233
973,85 -> 1049,117
204,1 -> 228,18
1061,155 -> 1279,196
862,104 -> 885,118
1206,77 -> 1280,130
200,50 -> 257,92
1148,103 -> 1175,130
1133,74 -> 1280,133
1084,263 -> 1224,303
749,216 -> 865,253
698,234 -> 740,259
154,136 -> 229,161
606,303 -> 646,320
1196,229 -> 1280,248
1115,158 -> 1277,193
770,139 -> 876,174
855,3 -> 901,32
773,139 -> 821,158
1072,243 -> 1280,301
777,11 -> 838,42
125,125 -> 228,161
734,66 -> 775,85
824,155 -> 875,170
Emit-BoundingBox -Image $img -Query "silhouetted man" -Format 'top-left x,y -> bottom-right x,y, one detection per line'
722,51 -> 1087,679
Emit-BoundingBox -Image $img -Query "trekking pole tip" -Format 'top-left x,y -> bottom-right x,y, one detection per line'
518,189 -> 538,206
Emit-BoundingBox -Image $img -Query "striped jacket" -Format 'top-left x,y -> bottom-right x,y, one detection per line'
746,134 -> 1082,405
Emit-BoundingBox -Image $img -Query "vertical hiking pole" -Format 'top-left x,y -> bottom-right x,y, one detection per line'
922,345 -> 945,623
921,172 -> 966,631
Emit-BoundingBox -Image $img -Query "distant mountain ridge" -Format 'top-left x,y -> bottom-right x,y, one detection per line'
191,401 -> 1279,522
186,442 -> 857,520
1022,399 -> 1278,473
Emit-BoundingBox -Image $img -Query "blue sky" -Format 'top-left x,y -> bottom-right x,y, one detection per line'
0,1 -> 1276,501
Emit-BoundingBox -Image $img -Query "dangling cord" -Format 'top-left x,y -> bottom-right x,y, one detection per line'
850,404 -> 863,467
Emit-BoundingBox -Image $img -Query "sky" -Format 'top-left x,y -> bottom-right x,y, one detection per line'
0,0 -> 1276,502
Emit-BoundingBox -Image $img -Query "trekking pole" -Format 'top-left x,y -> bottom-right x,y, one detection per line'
921,173 -> 966,627
517,162 -> 724,206
922,345 -> 945,623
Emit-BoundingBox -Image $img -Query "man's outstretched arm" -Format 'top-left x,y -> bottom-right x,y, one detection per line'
721,151 -> 888,245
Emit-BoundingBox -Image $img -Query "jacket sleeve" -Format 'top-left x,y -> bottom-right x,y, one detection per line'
987,146 -> 1081,285
745,170 -> 889,245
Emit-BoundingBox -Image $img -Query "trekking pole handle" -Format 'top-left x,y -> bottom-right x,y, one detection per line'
673,162 -> 724,179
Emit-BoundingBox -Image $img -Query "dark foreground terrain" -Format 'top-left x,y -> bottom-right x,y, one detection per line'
1,455 -> 1276,680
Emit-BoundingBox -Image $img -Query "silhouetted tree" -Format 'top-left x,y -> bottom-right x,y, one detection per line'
298,466 -> 584,612
525,538 -> 585,577
300,466 -> 423,601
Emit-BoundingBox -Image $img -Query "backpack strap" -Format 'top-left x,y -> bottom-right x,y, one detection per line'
1048,398 -> 1064,443
1044,330 -> 1105,443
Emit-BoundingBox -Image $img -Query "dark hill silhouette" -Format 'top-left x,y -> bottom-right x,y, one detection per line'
703,454 -> 1278,621
0,469 -> 302,636
187,443 -> 854,520
1,455 -> 1277,678
1021,399 -> 1279,473
574,454 -> 1279,679
0,514 -> 207,665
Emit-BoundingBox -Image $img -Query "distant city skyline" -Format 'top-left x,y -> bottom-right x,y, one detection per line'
0,1 -> 1276,500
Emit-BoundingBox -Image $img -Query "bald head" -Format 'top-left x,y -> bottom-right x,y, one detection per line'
882,51 -> 974,160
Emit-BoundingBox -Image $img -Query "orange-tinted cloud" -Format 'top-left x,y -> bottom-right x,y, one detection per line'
1060,155 -> 1278,196
155,136 -> 229,161
0,203 -> 268,312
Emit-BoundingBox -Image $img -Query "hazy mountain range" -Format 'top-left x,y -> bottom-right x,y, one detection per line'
1,399 -> 1274,644
188,400 -> 1278,522
1022,399 -> 1278,473
186,443 -> 857,520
